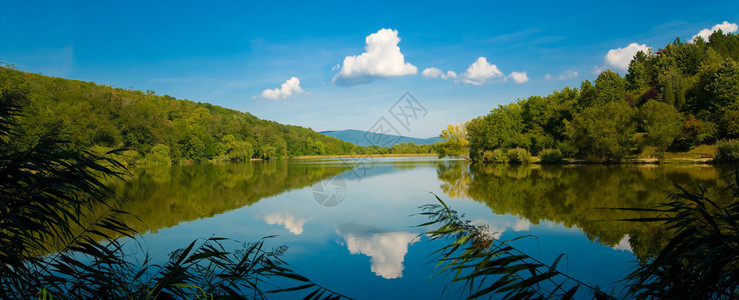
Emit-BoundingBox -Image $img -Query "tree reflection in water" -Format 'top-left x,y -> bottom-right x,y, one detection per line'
435,161 -> 733,260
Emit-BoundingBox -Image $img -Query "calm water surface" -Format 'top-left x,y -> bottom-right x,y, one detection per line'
114,157 -> 731,299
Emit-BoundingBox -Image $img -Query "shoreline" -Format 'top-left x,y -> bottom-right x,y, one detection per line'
551,157 -> 715,165
292,153 -> 438,159
293,155 -> 716,164
292,153 -> 717,164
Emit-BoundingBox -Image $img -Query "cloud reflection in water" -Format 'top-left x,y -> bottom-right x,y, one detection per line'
263,213 -> 308,235
337,224 -> 417,279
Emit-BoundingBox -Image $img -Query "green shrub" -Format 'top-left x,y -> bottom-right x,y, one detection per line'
482,149 -> 507,163
539,148 -> 563,163
144,144 -> 172,165
506,147 -> 532,164
715,139 -> 739,163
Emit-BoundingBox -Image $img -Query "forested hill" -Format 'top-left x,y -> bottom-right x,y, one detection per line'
0,67 -> 364,163
440,31 -> 739,162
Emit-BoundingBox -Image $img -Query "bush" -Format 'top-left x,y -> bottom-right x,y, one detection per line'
482,149 -> 507,163
539,148 -> 563,163
144,144 -> 172,165
714,139 -> 739,163
506,148 -> 532,164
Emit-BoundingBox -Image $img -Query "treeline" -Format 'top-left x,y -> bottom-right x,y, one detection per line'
441,30 -> 739,162
0,67 -> 433,164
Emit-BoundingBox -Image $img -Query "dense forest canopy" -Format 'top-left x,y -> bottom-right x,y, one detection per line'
441,31 -> 739,162
0,67 -> 435,164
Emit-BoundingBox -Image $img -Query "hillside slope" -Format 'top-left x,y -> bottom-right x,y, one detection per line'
446,31 -> 739,162
0,67 -> 364,162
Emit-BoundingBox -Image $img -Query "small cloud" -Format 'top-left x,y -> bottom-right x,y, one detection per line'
546,70 -> 579,80
421,67 -> 457,79
259,77 -> 305,100
693,21 -> 738,42
333,28 -> 417,86
613,234 -> 633,252
604,43 -> 650,71
263,213 -> 308,235
461,57 -> 503,85
592,64 -> 607,75
421,67 -> 442,78
507,71 -> 529,84
512,219 -> 531,231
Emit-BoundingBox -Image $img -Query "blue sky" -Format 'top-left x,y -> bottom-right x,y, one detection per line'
2,1 -> 738,138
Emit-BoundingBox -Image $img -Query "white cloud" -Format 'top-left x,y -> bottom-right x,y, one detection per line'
592,64 -> 607,75
421,67 -> 442,78
338,224 -> 417,279
461,57 -> 504,85
333,28 -> 417,86
693,21 -> 738,42
545,70 -> 579,80
512,219 -> 531,231
604,43 -> 650,71
259,77 -> 305,100
613,234 -> 633,252
421,67 -> 457,79
263,213 -> 308,235
507,71 -> 529,84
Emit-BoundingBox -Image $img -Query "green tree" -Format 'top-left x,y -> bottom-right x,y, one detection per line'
568,101 -> 636,162
145,144 -> 172,165
657,68 -> 687,108
626,50 -> 652,92
219,134 -> 237,156
639,100 -> 683,160
437,123 -> 470,159
184,136 -> 206,162
706,59 -> 739,109
311,140 -> 327,155
231,141 -> 254,162
594,69 -> 627,106
467,104 -> 526,160
260,145 -> 277,160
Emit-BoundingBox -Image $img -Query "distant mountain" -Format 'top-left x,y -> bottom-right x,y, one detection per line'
321,129 -> 442,147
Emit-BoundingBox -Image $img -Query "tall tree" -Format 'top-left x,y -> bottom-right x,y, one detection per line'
567,101 -> 636,162
594,69 -> 627,106
639,100 -> 683,160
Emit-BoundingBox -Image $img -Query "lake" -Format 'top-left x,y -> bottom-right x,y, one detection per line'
111,157 -> 731,299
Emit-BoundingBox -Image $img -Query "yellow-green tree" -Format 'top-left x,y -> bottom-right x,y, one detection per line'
437,122 -> 470,159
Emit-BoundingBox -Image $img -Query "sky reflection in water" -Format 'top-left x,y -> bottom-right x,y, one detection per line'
119,158 -> 729,298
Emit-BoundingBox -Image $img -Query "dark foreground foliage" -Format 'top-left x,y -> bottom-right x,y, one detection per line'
417,195 -> 614,299
418,183 -> 739,300
618,183 -> 739,299
0,89 -> 348,299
